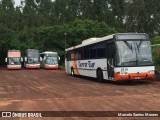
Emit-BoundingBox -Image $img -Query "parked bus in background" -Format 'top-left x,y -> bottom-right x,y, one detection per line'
5,50 -> 23,70
24,49 -> 41,69
65,33 -> 155,82
40,51 -> 60,69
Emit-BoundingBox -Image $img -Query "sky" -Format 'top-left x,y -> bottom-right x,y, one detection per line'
14,0 -> 21,6
14,0 -> 55,7
14,0 -> 55,6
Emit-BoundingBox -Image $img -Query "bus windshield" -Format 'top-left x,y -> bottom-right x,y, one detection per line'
8,57 -> 21,65
116,40 -> 153,66
28,51 -> 39,58
46,57 -> 58,65
28,58 -> 39,64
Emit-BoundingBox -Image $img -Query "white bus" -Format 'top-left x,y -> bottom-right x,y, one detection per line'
40,51 -> 60,69
65,33 -> 155,82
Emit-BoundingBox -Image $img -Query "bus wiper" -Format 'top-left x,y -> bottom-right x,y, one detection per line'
127,60 -> 137,63
136,41 -> 142,52
124,41 -> 133,52
125,60 -> 138,64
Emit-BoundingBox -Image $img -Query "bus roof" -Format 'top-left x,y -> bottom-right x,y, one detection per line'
65,33 -> 148,51
8,50 -> 20,52
65,34 -> 114,51
40,51 -> 58,55
27,49 -> 39,52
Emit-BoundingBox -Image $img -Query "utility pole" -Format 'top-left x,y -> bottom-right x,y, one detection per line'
64,32 -> 67,50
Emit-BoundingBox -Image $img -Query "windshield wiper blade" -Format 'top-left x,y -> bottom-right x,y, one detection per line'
124,41 -> 132,50
136,41 -> 142,52
126,60 -> 137,63
125,60 -> 138,64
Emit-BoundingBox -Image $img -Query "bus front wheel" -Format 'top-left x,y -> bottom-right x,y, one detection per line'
97,69 -> 104,82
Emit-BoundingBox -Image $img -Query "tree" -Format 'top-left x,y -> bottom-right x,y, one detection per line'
152,36 -> 160,44
22,0 -> 38,28
0,24 -> 14,64
109,0 -> 125,32
0,0 -> 16,29
37,0 -> 52,26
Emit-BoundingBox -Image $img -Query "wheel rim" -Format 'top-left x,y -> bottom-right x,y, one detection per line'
71,69 -> 74,76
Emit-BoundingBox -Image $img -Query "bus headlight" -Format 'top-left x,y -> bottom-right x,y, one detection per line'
148,70 -> 154,74
120,72 -> 128,75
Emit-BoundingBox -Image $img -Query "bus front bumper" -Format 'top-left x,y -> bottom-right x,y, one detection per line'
114,72 -> 155,81
45,65 -> 58,69
7,65 -> 22,70
25,64 -> 40,69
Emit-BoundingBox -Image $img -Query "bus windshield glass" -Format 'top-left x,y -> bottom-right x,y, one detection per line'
8,57 -> 21,65
116,40 -> 153,66
28,58 -> 39,64
28,51 -> 39,58
46,57 -> 58,65
27,51 -> 40,64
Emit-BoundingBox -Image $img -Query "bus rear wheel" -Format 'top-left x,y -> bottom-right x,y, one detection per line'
97,69 -> 104,82
71,68 -> 74,76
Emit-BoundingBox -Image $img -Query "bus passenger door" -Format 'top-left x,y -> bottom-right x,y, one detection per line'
107,58 -> 114,79
107,43 -> 115,80
65,52 -> 70,73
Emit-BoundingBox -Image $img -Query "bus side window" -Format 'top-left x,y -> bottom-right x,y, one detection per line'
78,48 -> 82,59
74,49 -> 82,60
106,43 -> 115,58
90,45 -> 97,59
106,43 -> 109,58
66,52 -> 69,61
81,48 -> 84,59
83,46 -> 89,59
74,49 -> 78,60
97,42 -> 106,58
71,52 -> 74,60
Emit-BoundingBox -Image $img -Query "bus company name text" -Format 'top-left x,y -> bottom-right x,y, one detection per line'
78,61 -> 95,68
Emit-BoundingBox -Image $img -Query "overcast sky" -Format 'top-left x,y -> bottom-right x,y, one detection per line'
14,0 -> 55,7
14,0 -> 21,6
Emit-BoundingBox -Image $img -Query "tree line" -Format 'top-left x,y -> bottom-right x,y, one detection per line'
0,0 -> 159,65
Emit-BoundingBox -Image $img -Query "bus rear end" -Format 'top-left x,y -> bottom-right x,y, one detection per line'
113,33 -> 155,81
6,50 -> 22,70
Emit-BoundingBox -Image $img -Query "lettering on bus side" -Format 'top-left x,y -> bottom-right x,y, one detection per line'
78,61 -> 95,68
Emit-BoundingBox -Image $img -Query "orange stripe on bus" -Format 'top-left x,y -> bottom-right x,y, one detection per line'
26,66 -> 40,69
73,61 -> 80,75
7,66 -> 21,70
45,65 -> 58,69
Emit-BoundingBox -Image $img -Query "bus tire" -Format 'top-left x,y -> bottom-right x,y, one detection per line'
97,69 -> 104,82
71,67 -> 74,76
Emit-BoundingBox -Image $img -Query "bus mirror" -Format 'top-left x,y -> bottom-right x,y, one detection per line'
58,56 -> 60,60
40,57 -> 42,61
25,57 -> 27,62
44,56 -> 46,60
5,58 -> 7,62
21,58 -> 23,62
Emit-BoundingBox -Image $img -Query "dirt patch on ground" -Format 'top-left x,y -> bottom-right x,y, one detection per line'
0,68 -> 159,119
